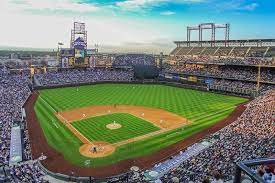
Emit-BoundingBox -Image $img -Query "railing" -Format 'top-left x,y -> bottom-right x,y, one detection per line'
209,85 -> 257,97
37,161 -> 131,182
33,80 -> 209,91
234,158 -> 275,183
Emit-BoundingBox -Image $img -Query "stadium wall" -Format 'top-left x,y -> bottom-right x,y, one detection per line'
37,161 -> 130,183
34,80 -> 254,99
24,91 -> 248,181
33,80 -> 209,92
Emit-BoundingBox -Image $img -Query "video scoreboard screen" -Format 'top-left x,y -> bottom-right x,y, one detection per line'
74,49 -> 85,64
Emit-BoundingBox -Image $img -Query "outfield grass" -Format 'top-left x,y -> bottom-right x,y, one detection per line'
34,84 -> 248,167
72,113 -> 160,143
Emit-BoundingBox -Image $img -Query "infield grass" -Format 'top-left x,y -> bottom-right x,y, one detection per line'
34,84 -> 248,167
72,113 -> 160,143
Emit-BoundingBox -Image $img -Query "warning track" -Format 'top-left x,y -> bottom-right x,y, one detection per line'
25,91 -> 247,178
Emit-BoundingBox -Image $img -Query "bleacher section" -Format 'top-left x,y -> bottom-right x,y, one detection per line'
171,39 -> 275,58
176,47 -> 192,56
170,46 -> 275,58
166,39 -> 275,96
113,54 -> 156,67
214,47 -> 233,57
247,47 -> 268,57
202,47 -> 218,56
170,47 -> 181,55
145,142 -> 211,181
230,47 -> 249,57
188,47 -> 205,56
266,47 -> 275,57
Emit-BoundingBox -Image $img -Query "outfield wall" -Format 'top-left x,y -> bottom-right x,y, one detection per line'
34,80 -> 253,99
34,80 -> 208,91
25,89 -> 248,180
37,161 -> 131,183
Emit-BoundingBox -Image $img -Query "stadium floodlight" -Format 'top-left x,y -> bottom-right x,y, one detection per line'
187,23 -> 230,47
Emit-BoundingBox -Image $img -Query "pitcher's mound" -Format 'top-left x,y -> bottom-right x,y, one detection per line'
106,123 -> 122,130
79,141 -> 115,158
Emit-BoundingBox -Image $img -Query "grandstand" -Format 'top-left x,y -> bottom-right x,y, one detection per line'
165,24 -> 275,97
113,54 -> 156,68
0,22 -> 274,183
171,39 -> 275,58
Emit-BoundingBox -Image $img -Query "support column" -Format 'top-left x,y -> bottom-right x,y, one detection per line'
211,23 -> 216,47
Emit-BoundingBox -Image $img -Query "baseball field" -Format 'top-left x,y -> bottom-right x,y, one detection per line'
34,84 -> 247,167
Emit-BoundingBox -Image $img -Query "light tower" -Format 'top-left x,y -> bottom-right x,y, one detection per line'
187,23 -> 230,47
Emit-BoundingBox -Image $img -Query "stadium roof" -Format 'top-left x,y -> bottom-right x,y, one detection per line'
174,39 -> 275,44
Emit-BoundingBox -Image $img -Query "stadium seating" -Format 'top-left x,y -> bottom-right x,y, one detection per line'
172,45 -> 275,58
159,90 -> 274,182
0,61 -> 274,182
113,54 -> 156,67
0,68 -> 48,182
35,69 -> 134,86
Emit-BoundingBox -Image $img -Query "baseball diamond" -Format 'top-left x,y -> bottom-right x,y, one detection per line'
34,84 -> 247,167
1,9 -> 275,182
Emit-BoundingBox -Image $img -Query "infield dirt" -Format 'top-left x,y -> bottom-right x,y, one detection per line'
25,92 -> 247,178
55,105 -> 188,157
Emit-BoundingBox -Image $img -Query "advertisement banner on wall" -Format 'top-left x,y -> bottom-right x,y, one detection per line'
69,57 -> 74,66
188,76 -> 198,82
61,57 -> 69,68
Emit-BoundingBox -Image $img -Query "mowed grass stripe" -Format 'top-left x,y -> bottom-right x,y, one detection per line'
35,84 -> 247,167
71,113 -> 161,143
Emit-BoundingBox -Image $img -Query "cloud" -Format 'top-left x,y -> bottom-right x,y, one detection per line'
8,0 -> 101,14
215,0 -> 259,12
116,0 -> 204,11
241,3 -> 258,11
160,11 -> 175,15
3,0 -> 205,16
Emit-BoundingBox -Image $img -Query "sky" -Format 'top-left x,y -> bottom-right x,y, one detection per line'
0,0 -> 274,53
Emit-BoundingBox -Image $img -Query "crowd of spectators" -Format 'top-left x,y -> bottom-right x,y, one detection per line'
120,90 -> 274,183
0,71 -> 30,165
165,65 -> 275,83
0,68 -> 47,182
158,90 -> 274,182
255,165 -> 275,183
0,65 -> 274,182
35,68 -> 134,86
172,56 -> 275,66
9,161 -> 48,183
211,79 -> 274,93
113,54 -> 155,67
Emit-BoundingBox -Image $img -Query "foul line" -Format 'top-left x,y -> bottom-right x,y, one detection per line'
39,95 -> 57,113
39,95 -> 91,144
39,96 -> 71,124
53,122 -> 59,129
40,99 -> 189,150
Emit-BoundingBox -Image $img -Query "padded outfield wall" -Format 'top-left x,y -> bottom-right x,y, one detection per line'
26,81 -> 248,180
